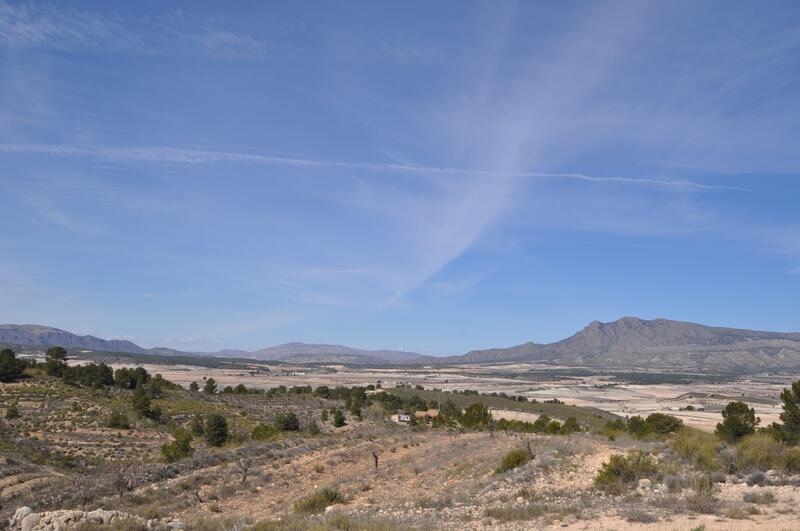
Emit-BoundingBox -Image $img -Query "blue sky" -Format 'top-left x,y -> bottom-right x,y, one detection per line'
1,1 -> 799,355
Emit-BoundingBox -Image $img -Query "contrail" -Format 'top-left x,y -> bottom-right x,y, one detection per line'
0,143 -> 748,191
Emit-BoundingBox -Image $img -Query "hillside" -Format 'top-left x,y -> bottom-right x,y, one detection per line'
442,317 -> 800,372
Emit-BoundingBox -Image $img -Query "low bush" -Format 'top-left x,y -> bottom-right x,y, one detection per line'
594,450 -> 658,494
161,429 -> 194,463
105,411 -> 131,430
495,448 -> 531,474
743,491 -> 776,505
685,475 -> 719,514
252,423 -> 279,442
293,487 -> 345,514
484,504 -> 546,522
736,433 -> 783,472
670,428 -> 721,472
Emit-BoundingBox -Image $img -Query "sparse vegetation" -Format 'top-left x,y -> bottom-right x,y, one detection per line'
495,448 -> 531,473
594,450 -> 658,494
293,488 -> 345,514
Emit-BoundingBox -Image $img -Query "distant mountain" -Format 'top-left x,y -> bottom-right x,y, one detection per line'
439,317 -> 800,372
0,324 -> 147,354
4,318 -> 800,372
0,324 -> 423,365
249,342 -> 423,364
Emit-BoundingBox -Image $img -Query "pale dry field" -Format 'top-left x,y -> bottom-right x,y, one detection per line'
79,358 -> 790,432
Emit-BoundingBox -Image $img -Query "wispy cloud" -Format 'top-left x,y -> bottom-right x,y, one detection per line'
0,2 -> 269,57
0,143 -> 746,191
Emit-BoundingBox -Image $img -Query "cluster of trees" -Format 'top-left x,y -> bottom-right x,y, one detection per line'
495,415 -> 581,435
0,348 -> 29,382
602,412 -> 684,439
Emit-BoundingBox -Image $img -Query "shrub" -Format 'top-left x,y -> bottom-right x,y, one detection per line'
781,445 -> 800,473
594,450 -> 658,494
562,416 -> 581,434
5,403 -> 20,420
105,411 -> 131,430
275,412 -> 300,431
252,423 -> 279,441
484,504 -> 546,522
626,416 -> 648,437
461,402 -> 491,430
307,420 -> 320,435
670,428 -> 721,472
716,401 -> 759,442
746,471 -> 767,486
293,488 -> 345,514
332,409 -> 346,428
645,413 -> 683,435
161,429 -> 194,462
190,414 -> 205,436
205,414 -> 229,446
743,491 -> 775,504
495,448 -> 531,474
203,378 -> 217,395
686,474 -> 719,514
736,433 -> 783,472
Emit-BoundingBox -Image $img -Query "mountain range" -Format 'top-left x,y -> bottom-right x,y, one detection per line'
2,317 -> 800,372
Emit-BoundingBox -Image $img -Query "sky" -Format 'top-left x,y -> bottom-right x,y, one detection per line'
1,1 -> 799,355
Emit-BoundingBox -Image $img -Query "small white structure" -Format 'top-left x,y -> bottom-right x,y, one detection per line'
390,414 -> 411,423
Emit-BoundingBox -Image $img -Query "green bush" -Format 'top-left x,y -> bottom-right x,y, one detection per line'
736,433 -> 783,472
293,488 -> 345,514
105,411 -> 131,430
332,409 -> 346,428
781,445 -> 800,473
594,450 -> 658,494
495,448 -> 531,474
670,428 -> 721,472
5,403 -> 20,420
645,413 -> 683,435
252,423 -> 279,441
161,429 -> 194,462
275,412 -> 300,431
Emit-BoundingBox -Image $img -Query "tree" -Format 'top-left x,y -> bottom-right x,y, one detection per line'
205,414 -> 229,446
332,409 -> 346,427
203,378 -> 217,395
275,411 -> 300,431
45,346 -> 68,376
234,384 -> 247,394
716,401 -> 759,441
461,402 -> 492,430
189,381 -> 199,392
0,348 -> 25,382
773,380 -> 800,445
161,429 -> 194,462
